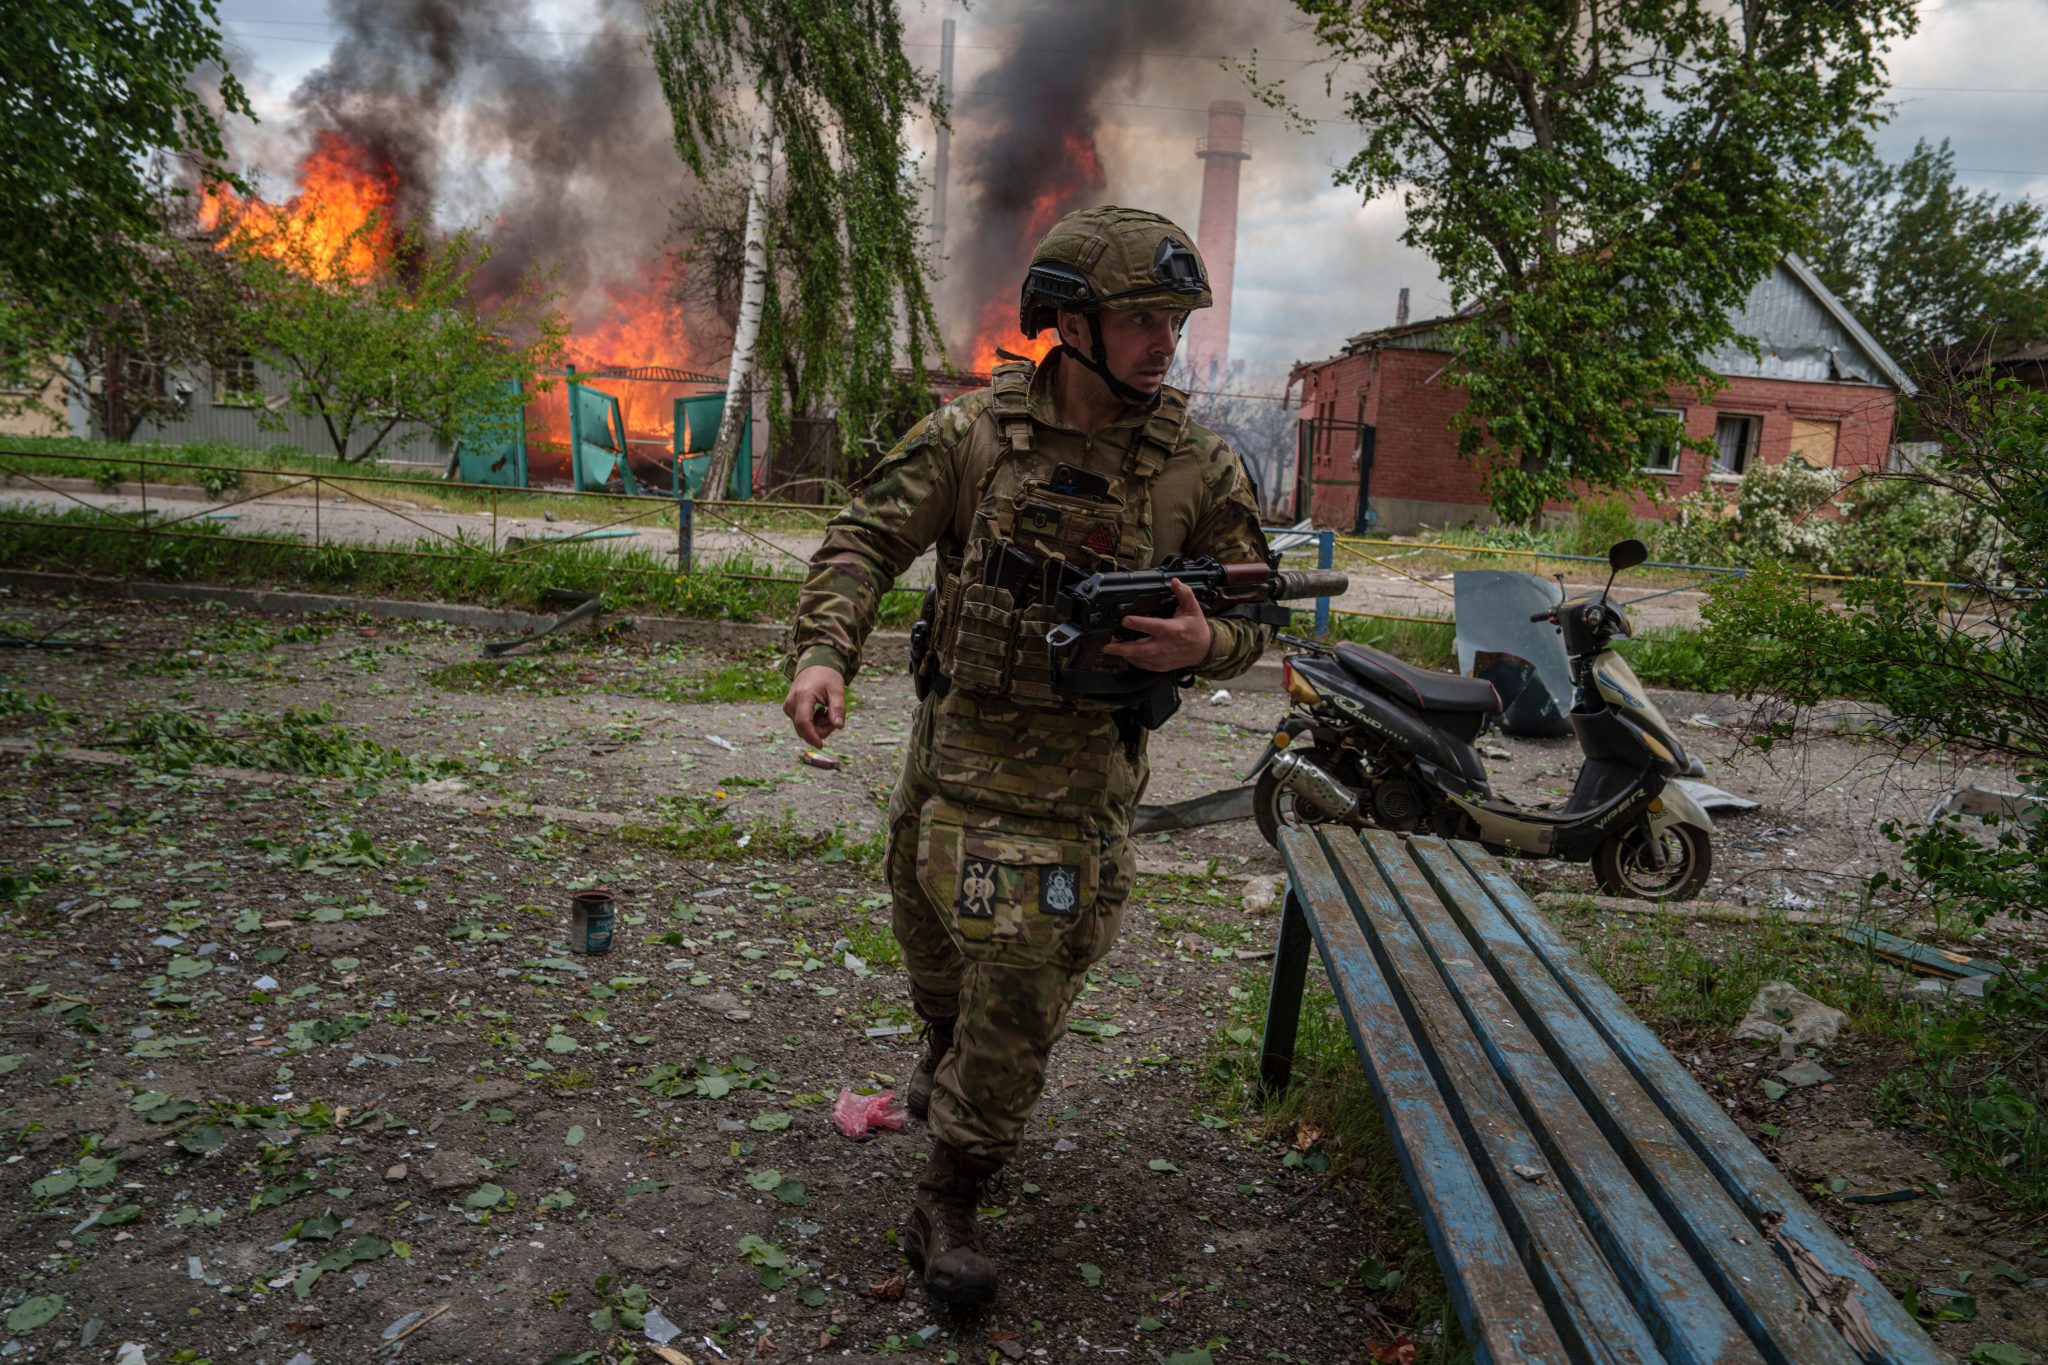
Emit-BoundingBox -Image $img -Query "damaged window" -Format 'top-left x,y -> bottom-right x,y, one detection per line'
1712,414 -> 1758,476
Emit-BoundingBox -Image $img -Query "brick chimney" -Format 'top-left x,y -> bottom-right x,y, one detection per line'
1185,99 -> 1249,388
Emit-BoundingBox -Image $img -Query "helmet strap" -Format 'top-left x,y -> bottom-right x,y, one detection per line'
1057,315 -> 1160,411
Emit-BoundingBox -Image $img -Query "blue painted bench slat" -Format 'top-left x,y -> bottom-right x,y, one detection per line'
1261,826 -> 1945,1365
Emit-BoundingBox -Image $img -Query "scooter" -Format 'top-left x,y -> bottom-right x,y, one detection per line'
1248,538 -> 1715,900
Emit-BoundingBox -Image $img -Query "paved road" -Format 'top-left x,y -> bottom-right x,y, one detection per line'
0,478 -> 1712,629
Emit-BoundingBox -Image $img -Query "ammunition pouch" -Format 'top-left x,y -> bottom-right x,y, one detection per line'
927,356 -> 1184,712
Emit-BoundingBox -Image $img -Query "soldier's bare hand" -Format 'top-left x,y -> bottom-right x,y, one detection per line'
784,665 -> 846,747
1101,578 -> 1214,673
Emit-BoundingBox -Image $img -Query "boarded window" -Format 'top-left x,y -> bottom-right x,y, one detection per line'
1789,418 -> 1839,469
1712,414 -> 1758,475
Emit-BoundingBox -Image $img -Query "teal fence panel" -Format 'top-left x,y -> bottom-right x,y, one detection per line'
453,379 -> 528,487
674,392 -> 751,499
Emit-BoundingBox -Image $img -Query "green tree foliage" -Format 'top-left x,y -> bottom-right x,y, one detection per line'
1700,375 -> 2045,926
1276,0 -> 1915,521
227,220 -> 566,464
648,0 -> 942,471
1807,138 -> 2048,371
0,2 -> 253,358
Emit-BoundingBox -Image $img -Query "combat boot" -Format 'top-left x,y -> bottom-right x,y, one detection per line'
906,1011 -> 955,1123
903,1140 -> 999,1307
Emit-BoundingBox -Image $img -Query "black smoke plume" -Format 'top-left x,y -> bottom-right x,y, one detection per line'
276,0 -> 690,322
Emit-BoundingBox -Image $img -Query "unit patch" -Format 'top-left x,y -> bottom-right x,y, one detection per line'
957,858 -> 998,919
1018,506 -> 1062,541
1039,864 -> 1082,916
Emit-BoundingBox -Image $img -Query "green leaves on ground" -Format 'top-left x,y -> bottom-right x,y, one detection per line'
5,1295 -> 63,1333
293,1233 -> 391,1299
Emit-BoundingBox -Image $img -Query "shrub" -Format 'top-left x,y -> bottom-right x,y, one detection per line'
1834,473 -> 2008,584
1563,493 -> 1639,558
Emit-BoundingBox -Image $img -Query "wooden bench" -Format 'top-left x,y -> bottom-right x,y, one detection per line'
1259,826 -> 1944,1365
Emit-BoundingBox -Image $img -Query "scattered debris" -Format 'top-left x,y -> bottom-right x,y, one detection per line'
1671,778 -> 1759,815
799,750 -> 840,771
1928,783 -> 2044,826
1132,785 -> 1255,833
1732,982 -> 1846,1059
482,589 -> 603,658
644,1306 -> 684,1345
1241,873 -> 1283,914
1837,926 -> 2004,981
1775,1059 -> 1834,1088
1511,1164 -> 1547,1183
1480,743 -> 1514,762
1208,688 -> 1232,705
832,1089 -> 906,1139
705,734 -> 736,753
1842,1188 -> 1922,1206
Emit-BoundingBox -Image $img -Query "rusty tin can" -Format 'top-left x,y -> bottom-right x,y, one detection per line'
569,888 -> 616,955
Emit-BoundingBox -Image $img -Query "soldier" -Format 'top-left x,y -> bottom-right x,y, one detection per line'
781,207 -> 1272,1306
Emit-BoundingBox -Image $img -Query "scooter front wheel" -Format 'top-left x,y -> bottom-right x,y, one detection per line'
1593,822 -> 1713,901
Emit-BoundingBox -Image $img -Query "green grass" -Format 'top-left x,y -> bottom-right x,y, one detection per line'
622,797 -> 885,867
1554,898 -> 2048,1216
1309,608 -> 1735,694
1202,966 -> 1468,1362
0,434 -> 838,530
0,506 -> 920,624
845,915 -> 903,971
103,702 -> 465,782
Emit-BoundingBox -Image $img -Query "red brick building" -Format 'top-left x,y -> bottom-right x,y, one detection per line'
1287,256 -> 1914,533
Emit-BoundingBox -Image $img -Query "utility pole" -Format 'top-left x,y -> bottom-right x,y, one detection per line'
932,18 -> 954,252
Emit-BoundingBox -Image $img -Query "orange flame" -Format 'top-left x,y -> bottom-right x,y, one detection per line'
965,134 -> 1106,374
200,130 -> 399,282
526,267 -> 716,482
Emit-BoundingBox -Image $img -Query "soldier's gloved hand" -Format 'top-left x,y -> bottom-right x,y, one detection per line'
784,665 -> 846,747
1101,578 -> 1215,673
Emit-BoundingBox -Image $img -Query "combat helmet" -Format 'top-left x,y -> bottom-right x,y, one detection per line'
1019,206 -> 1210,405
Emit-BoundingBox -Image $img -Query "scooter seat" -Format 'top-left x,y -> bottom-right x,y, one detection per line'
1334,642 -> 1503,715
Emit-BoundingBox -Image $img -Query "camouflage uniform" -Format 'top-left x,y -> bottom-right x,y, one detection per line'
787,348 -> 1271,1164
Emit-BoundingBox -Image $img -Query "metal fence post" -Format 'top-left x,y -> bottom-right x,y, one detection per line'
677,497 -> 693,572
1316,529 -> 1334,638
314,475 -> 321,547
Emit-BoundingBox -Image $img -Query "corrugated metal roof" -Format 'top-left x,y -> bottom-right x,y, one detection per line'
1328,255 -> 1913,393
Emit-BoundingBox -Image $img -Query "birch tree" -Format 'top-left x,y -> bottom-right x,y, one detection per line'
650,0 -> 941,499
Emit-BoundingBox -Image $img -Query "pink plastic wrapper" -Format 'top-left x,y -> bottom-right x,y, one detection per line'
832,1088 -> 906,1138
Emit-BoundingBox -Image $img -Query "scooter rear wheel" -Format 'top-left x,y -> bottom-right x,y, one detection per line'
1252,746 -> 1353,849
1592,822 -> 1712,901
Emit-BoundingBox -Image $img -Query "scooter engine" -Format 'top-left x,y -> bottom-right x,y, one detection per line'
1371,778 -> 1427,831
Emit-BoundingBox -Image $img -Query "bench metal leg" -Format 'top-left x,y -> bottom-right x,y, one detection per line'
1257,885 -> 1313,1099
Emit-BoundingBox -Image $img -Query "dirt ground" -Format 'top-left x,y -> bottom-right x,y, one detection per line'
0,589 -> 2040,1364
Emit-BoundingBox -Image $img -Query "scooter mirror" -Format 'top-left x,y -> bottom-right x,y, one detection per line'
1609,539 -> 1648,572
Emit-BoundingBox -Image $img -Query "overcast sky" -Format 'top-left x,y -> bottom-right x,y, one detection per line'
213,0 -> 2048,378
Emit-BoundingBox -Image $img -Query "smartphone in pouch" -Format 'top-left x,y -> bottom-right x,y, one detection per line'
1050,462 -> 1112,500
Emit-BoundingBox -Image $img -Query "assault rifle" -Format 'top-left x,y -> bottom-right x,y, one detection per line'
1044,556 -> 1350,729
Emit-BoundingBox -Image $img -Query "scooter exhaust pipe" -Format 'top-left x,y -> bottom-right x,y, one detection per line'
1269,749 -> 1360,822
